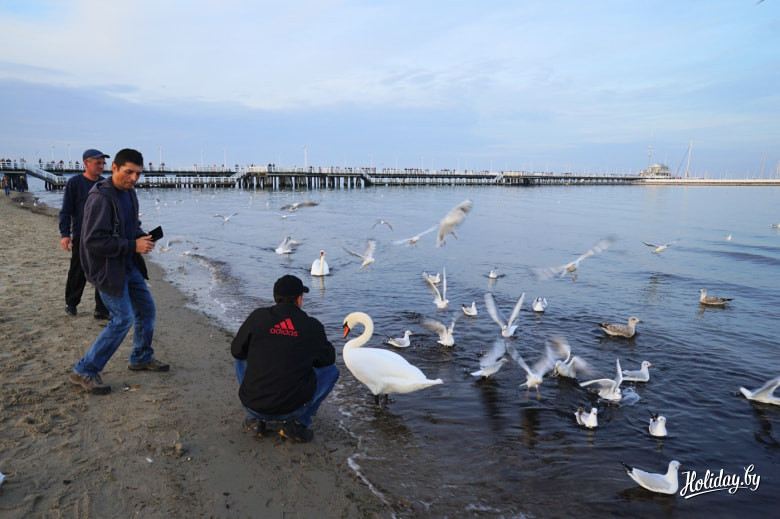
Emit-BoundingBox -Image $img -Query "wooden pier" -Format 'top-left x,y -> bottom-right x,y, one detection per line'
11,163 -> 780,191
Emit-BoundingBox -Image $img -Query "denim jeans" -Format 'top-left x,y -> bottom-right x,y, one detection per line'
73,267 -> 156,376
235,359 -> 339,427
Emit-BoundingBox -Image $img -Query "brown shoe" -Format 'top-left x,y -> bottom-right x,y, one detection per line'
69,372 -> 111,394
128,359 -> 170,372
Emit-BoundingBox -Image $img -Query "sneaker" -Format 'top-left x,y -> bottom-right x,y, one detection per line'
65,306 -> 77,316
128,359 -> 170,372
93,311 -> 110,320
69,372 -> 111,394
279,421 -> 314,443
244,417 -> 267,438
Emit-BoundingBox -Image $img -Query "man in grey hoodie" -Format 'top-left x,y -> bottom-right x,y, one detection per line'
69,148 -> 169,394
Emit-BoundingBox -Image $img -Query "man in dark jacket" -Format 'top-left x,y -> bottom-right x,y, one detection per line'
69,148 -> 169,395
59,148 -> 111,319
231,275 -> 339,442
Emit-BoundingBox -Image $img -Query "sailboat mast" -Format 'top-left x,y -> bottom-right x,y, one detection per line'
685,140 -> 692,179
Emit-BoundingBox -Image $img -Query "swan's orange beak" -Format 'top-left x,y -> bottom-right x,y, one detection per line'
343,323 -> 350,338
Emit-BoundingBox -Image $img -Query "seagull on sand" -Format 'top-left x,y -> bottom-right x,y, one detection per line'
421,316 -> 459,347
580,358 -> 623,402
393,224 -> 438,246
739,376 -> 780,405
622,361 -> 653,382
213,212 -> 238,222
699,289 -> 733,306
532,235 -> 616,281
642,240 -> 678,253
280,200 -> 318,213
484,292 -> 525,339
437,199 -> 473,247
471,339 -> 510,378
649,412 -> 668,437
599,317 -> 641,338
505,339 -> 567,399
532,297 -> 547,313
462,302 -> 477,316
620,460 -> 681,495
551,337 -> 591,379
383,330 -> 413,348
275,236 -> 302,255
344,239 -> 376,269
575,407 -> 599,429
423,267 -> 448,312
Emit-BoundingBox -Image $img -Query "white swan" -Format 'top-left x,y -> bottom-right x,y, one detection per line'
310,250 -> 330,276
342,312 -> 443,405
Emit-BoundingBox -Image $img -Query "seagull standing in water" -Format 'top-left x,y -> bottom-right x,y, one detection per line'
699,289 -> 733,306
344,239 -> 376,269
739,376 -> 780,405
649,412 -> 668,437
580,358 -> 623,402
437,199 -> 473,247
620,460 -> 681,495
484,292 -> 525,339
532,235 -> 615,281
575,407 -> 599,428
622,361 -> 653,382
462,302 -> 477,316
384,330 -> 413,348
424,267 -> 448,312
599,317 -> 641,338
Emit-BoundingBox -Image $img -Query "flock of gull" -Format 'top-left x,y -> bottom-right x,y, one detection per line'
195,195 -> 776,496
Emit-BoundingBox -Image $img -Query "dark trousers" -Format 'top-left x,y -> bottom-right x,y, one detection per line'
65,237 -> 108,314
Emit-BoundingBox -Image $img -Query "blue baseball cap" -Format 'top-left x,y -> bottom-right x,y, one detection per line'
82,149 -> 110,161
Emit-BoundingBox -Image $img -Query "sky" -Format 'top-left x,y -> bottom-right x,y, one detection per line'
1,0 -> 778,177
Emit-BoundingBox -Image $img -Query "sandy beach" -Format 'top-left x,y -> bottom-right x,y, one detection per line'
0,191 -> 386,518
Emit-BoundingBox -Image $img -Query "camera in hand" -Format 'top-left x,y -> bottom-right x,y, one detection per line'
149,226 -> 163,242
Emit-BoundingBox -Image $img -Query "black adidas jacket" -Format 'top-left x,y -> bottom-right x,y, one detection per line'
231,303 -> 335,415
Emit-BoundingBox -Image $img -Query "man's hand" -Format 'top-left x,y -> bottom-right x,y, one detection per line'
135,235 -> 156,254
60,237 -> 72,251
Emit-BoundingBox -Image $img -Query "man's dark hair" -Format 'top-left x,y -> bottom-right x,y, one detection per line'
274,294 -> 300,304
113,148 -> 144,169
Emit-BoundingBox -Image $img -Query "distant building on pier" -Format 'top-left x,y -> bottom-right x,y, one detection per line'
639,163 -> 672,178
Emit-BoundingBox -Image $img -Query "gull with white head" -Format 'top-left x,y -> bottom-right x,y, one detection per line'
213,212 -> 238,223
699,289 -> 733,307
421,315 -> 459,347
280,200 -> 318,213
505,339 -> 567,399
642,240 -> 678,254
739,376 -> 780,405
462,302 -> 477,316
423,267 -> 448,312
649,412 -> 668,437
275,236 -> 302,255
532,297 -> 547,313
344,239 -> 376,269
580,358 -> 623,402
384,330 -> 413,348
620,460 -> 681,495
575,407 -> 599,429
622,361 -> 653,382
423,271 -> 440,285
532,235 -> 616,281
437,199 -> 473,247
599,317 -> 641,338
551,337 -> 591,379
393,224 -> 438,246
471,339 -> 509,378
484,292 -> 525,339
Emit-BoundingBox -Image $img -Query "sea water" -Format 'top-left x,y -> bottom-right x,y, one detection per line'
31,178 -> 780,518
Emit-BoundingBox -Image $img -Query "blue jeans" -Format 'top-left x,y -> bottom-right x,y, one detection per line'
235,359 -> 339,427
73,267 -> 156,376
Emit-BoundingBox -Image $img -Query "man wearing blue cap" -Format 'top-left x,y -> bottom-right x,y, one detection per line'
59,148 -> 111,319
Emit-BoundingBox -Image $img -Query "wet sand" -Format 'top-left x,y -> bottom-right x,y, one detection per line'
0,191 -> 386,518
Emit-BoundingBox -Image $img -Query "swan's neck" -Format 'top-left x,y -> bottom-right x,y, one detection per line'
344,314 -> 374,351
